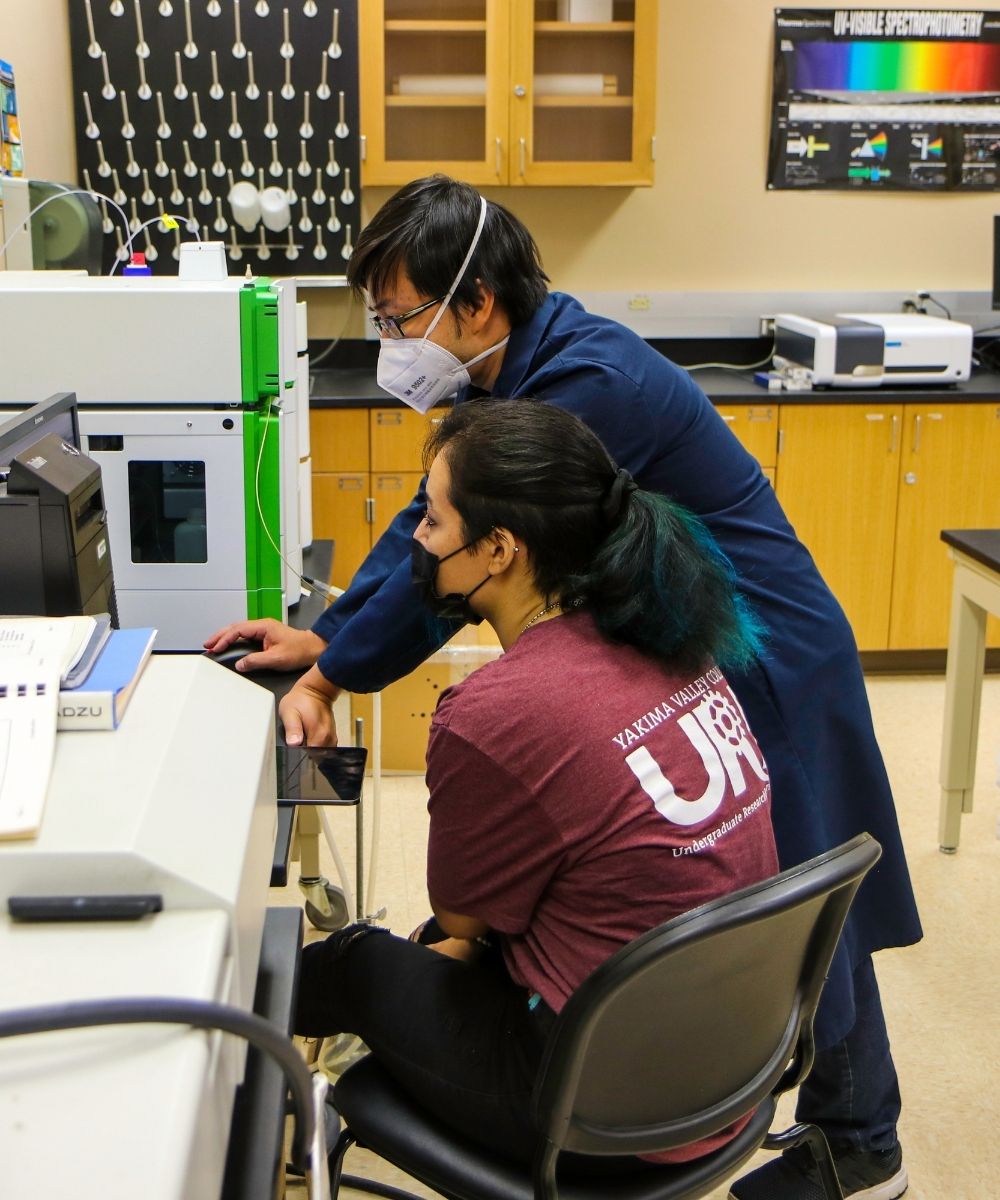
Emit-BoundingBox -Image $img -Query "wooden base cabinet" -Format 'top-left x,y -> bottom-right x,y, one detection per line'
774,401 -> 1000,652
889,403 -> 1000,649
775,405 -> 902,652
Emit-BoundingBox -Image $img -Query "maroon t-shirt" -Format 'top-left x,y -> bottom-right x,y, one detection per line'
426,612 -> 779,1163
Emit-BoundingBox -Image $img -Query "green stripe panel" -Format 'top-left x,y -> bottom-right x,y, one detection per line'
243,406 -> 283,620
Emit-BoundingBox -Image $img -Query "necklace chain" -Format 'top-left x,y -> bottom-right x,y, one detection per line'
521,601 -> 562,635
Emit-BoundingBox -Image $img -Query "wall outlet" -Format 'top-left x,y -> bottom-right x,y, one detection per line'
628,294 -> 652,312
759,315 -> 776,336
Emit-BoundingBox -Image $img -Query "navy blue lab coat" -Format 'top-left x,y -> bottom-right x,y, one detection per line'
312,293 -> 922,1047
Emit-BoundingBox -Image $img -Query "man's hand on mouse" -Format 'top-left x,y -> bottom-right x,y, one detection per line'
202,618 -> 327,674
278,664 -> 341,746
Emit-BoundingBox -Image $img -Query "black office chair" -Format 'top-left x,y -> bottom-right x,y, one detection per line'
326,833 -> 882,1200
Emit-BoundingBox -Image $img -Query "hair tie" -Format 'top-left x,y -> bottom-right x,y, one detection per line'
601,468 -> 638,523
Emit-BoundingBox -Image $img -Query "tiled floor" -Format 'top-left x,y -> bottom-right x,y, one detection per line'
279,673 -> 1000,1200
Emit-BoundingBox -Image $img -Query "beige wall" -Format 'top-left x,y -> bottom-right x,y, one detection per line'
3,0 -> 996,335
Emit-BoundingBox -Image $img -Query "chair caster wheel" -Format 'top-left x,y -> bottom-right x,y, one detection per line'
305,883 -> 350,931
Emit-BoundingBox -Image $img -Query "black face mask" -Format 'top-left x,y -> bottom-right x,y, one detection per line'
410,537 -> 490,624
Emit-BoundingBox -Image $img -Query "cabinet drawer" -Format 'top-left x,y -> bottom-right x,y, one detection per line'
310,409 -> 369,473
370,408 -> 447,472
716,405 -> 778,469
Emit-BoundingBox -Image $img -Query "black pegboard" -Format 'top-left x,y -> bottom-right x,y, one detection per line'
68,0 -> 360,275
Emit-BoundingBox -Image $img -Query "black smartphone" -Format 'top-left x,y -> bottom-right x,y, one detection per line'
275,745 -> 367,807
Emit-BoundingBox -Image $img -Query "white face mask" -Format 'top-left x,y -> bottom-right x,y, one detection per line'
375,196 -> 509,413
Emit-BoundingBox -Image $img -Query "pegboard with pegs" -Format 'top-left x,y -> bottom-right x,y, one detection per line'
68,0 -> 360,274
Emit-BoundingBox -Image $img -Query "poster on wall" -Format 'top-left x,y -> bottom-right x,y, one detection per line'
0,59 -> 24,177
768,8 -> 1000,190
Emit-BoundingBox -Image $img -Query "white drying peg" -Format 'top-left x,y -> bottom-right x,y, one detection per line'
335,91 -> 348,138
82,91 -> 100,139
207,0 -> 222,16
285,168 -> 298,206
185,196 -> 198,232
281,56 -> 295,101
96,140 -> 112,177
111,167 -> 127,206
100,51 -> 115,100
232,0 -> 247,57
124,139 -> 141,177
210,50 -> 224,100
269,142 -> 283,177
325,139 -> 339,178
173,51 -> 189,100
326,197 -> 340,233
255,0 -> 269,14
303,0 -> 317,16
159,0 -> 174,15
228,91 -> 243,138
192,91 -> 208,137
313,225 -> 327,260
137,55 -> 152,101
228,226 -> 243,261
172,225 -> 183,261
297,140 -> 311,177
299,90 -> 313,139
110,0 -> 125,16
155,91 -> 170,138
183,0 -> 199,56
214,197 -> 228,233
327,8 -> 341,58
169,168 -> 185,206
134,0 -> 150,57
82,166 -> 96,194
280,7 -> 294,58
311,169 -> 325,206
199,168 -> 214,206
114,226 -> 129,262
341,221 -> 353,260
245,51 -> 260,100
182,139 -> 198,177
240,139 -> 255,177
297,198 -> 312,233
317,52 -> 331,101
212,139 -> 226,177
141,169 -> 156,206
128,197 -> 141,233
339,166 -> 354,206
120,90 -> 136,138
264,91 -> 278,139
154,140 -> 169,177
285,228 -> 299,260
100,195 -> 115,235
85,0 -> 103,57
143,226 -> 158,262
257,227 -> 271,260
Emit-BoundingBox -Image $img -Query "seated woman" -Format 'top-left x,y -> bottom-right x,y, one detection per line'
295,399 -> 779,1166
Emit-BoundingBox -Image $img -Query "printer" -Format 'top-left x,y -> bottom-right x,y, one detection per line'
772,312 -> 973,388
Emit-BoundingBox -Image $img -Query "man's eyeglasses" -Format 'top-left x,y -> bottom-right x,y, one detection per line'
368,295 -> 446,340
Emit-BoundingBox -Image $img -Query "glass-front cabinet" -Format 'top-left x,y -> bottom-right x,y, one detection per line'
359,1 -> 657,186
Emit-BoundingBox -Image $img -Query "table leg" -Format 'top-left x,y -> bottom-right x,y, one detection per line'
939,565 -> 988,853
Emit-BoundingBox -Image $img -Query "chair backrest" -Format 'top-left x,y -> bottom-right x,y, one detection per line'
531,833 -> 882,1160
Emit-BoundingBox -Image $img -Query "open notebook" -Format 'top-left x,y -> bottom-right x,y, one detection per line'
0,615 -> 110,840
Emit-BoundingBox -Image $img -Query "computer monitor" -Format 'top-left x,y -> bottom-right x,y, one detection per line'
0,391 -> 81,476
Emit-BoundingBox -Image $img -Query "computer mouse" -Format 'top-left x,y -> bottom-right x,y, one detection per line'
204,639 -> 261,670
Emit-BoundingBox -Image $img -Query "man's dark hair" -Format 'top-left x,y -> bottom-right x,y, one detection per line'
346,175 -> 550,327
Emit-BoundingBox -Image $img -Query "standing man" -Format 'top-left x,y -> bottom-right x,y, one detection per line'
207,175 -> 919,1200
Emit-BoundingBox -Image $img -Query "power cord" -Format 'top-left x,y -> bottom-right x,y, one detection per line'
0,996 -> 318,1176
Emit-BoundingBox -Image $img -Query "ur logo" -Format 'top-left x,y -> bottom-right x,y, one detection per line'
625,691 -> 768,826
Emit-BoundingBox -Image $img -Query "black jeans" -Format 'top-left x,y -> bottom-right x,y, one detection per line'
295,926 -> 556,1164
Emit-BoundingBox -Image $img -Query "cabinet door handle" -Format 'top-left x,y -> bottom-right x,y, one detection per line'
777,428 -> 784,455
721,414 -> 736,423
495,137 -> 502,177
365,497 -> 375,524
912,413 -> 921,453
360,134 -> 366,162
889,413 -> 898,453
519,137 -> 526,176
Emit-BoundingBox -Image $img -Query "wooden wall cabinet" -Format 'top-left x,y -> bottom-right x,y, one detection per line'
359,1 -> 657,187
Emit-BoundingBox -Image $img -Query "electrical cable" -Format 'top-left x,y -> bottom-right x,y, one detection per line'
921,292 -> 952,320
685,338 -> 777,372
0,184 -> 130,265
108,210 -> 202,276
0,995 -> 317,1173
308,289 -> 358,368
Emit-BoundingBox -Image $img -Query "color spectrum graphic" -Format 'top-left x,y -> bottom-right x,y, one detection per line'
794,41 -> 1000,94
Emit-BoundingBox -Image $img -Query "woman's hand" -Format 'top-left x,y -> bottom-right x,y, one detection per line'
203,619 -> 327,673
278,665 -> 342,746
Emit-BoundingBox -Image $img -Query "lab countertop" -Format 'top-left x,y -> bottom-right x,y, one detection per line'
308,365 -> 1000,408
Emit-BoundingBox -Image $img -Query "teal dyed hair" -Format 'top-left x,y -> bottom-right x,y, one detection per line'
425,400 -> 766,675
